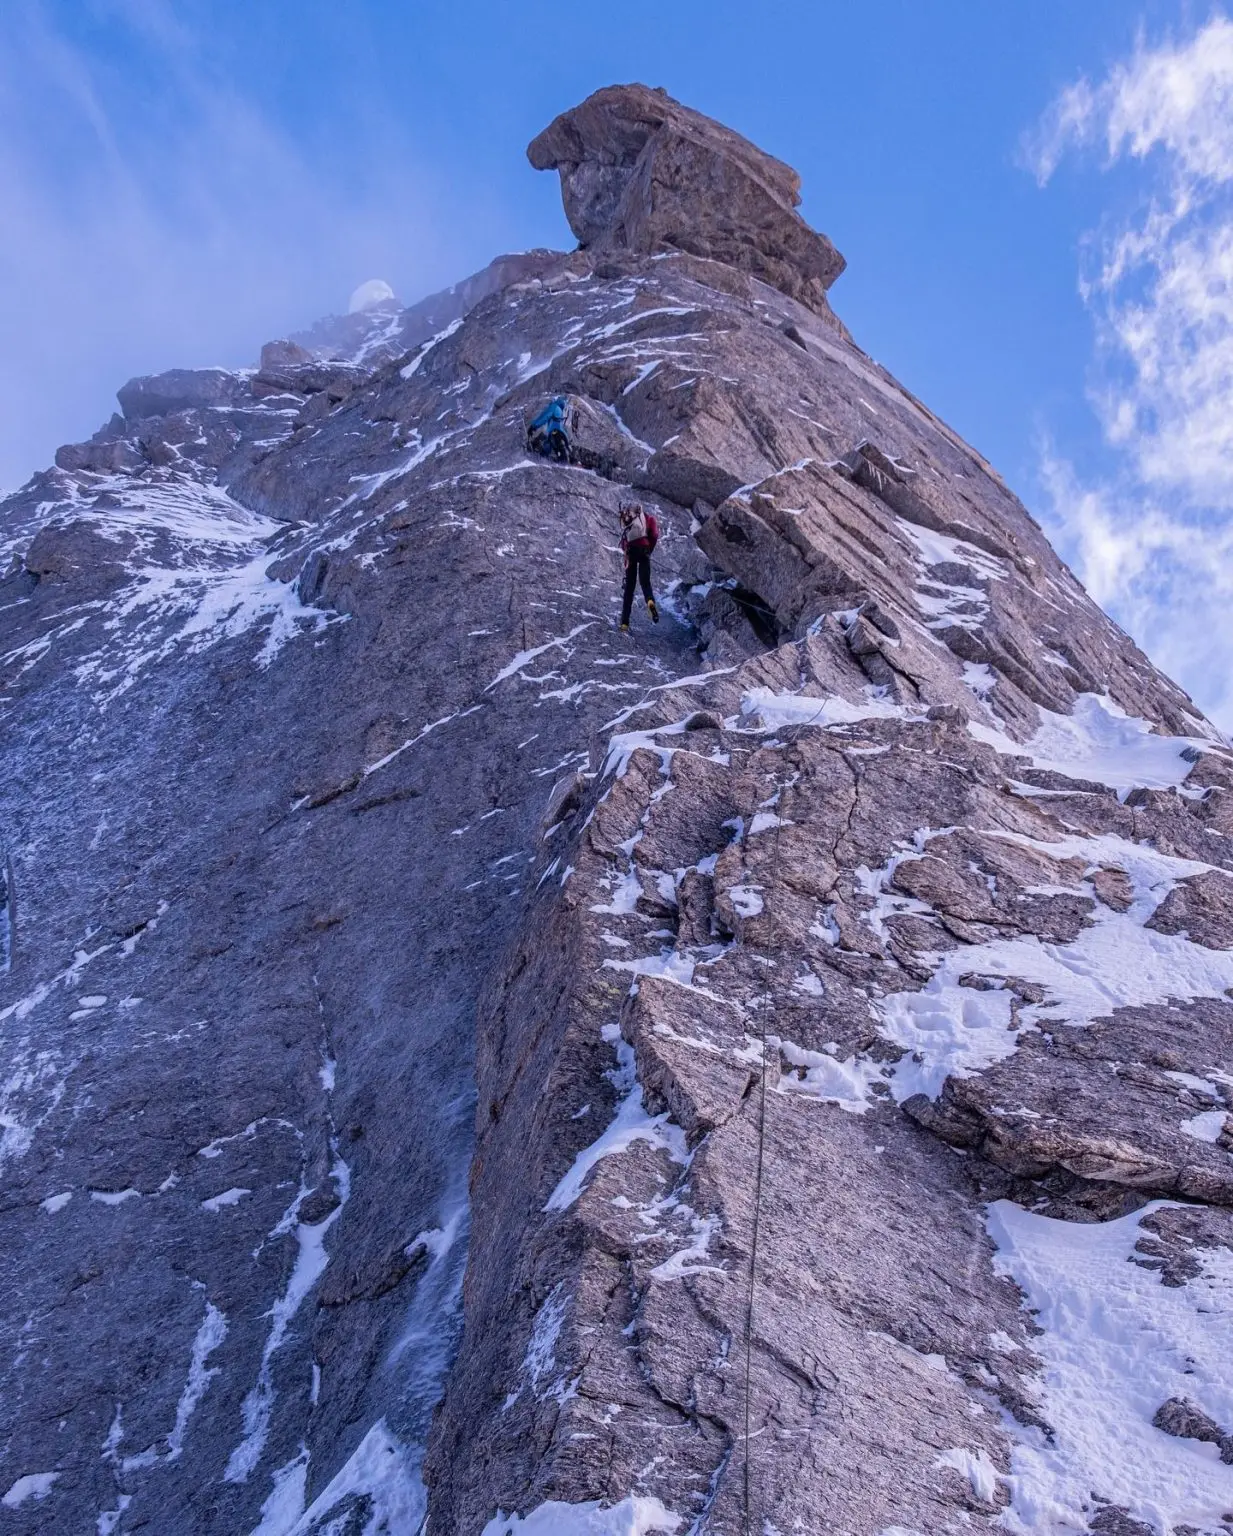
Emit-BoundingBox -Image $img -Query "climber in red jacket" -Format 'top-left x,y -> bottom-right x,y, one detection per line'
618,501 -> 660,631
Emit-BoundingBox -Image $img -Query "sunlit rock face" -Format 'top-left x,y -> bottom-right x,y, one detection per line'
2,84 -> 1232,1536
529,83 -> 847,326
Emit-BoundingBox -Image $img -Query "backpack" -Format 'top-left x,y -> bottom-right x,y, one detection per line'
528,397 -> 571,462
530,397 -> 566,433
621,508 -> 648,544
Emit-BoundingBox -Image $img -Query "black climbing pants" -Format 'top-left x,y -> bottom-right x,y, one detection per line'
621,546 -> 654,625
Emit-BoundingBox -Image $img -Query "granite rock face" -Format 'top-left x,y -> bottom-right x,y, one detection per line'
2,85 -> 1232,1536
529,84 -> 847,327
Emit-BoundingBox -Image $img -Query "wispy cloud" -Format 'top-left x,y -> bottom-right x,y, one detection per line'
1025,16 -> 1233,728
1038,446 -> 1233,715
1025,16 -> 1233,187
0,1 -> 487,492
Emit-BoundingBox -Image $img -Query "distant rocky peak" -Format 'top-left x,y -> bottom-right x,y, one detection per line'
284,249 -> 577,369
528,82 -> 846,318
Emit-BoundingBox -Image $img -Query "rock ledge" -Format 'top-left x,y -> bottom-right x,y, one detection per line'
528,83 -> 845,318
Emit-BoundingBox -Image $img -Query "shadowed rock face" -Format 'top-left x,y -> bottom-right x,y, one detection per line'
1,85 -> 1232,1536
528,83 -> 847,324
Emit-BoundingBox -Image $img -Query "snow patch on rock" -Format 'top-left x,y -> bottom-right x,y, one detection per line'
225,1153 -> 351,1483
1,1471 -> 58,1507
878,829 -> 1233,1100
545,1028 -> 688,1212
248,1419 -> 424,1536
771,1036 -> 888,1115
738,687 -> 913,733
970,693 -> 1218,797
1180,1109 -> 1229,1143
987,1199 -> 1233,1534
482,1495 -> 682,1536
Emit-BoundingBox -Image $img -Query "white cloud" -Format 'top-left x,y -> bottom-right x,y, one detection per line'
0,1 -> 498,492
349,279 -> 398,314
1038,448 -> 1233,725
1027,17 -> 1233,185
1028,16 -> 1233,730
1088,199 -> 1233,505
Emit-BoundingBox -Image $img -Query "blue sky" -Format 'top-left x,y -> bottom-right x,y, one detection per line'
3,2 -> 1230,723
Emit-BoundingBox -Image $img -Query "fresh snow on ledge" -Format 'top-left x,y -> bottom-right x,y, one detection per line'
729,687 -> 1223,803
969,692 -> 1220,798
248,1419 -> 425,1536
1,1472 -> 59,1508
878,829 -> 1233,1101
770,1035 -> 887,1115
482,1495 -> 682,1536
987,1199 -> 1233,1535
935,1446 -> 1002,1504
544,1028 -> 687,1212
1180,1108 -> 1229,1143
897,518 -> 1009,582
738,687 -> 911,733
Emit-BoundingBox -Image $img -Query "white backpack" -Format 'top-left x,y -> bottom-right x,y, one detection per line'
622,508 -> 648,543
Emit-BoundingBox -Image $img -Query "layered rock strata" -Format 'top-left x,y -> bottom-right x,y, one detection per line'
529,84 -> 847,328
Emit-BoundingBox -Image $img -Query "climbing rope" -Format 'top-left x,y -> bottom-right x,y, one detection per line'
741,975 -> 770,1532
739,693 -> 833,1535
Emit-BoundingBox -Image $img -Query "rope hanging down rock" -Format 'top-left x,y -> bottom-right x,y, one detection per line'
740,694 -> 833,1536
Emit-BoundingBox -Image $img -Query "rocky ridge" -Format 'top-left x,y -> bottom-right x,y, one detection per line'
0,84 -> 1231,1536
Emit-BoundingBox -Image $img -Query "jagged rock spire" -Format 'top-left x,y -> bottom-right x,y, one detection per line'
528,83 -> 846,317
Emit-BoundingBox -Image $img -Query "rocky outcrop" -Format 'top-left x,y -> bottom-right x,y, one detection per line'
1153,1398 -> 1233,1463
2,84 -> 1232,1536
425,644 -> 1233,1534
288,247 -> 582,367
117,367 -> 251,420
529,84 -> 847,326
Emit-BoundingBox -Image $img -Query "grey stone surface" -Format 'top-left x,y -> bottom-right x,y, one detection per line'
529,84 -> 847,327
1,82 -> 1231,1536
1153,1398 -> 1233,1463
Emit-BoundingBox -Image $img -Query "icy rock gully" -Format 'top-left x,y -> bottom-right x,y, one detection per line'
2,83 -> 1232,1536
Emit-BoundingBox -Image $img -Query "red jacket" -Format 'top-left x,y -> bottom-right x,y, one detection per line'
621,512 -> 658,558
